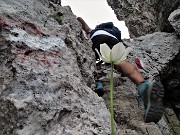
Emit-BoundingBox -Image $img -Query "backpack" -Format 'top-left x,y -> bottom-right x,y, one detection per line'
90,22 -> 122,42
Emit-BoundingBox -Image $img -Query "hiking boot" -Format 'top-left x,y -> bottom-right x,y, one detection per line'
95,81 -> 104,97
136,81 -> 164,123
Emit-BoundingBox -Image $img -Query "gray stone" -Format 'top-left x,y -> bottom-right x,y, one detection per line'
100,32 -> 180,135
0,0 -> 111,134
0,0 -> 180,134
123,32 -> 180,79
107,0 -> 180,38
169,7 -> 180,36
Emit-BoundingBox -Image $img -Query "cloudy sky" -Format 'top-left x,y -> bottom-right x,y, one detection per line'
61,0 -> 129,39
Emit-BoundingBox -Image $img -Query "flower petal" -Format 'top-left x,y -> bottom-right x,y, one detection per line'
111,42 -> 125,62
101,56 -> 111,63
114,47 -> 133,65
100,43 -> 111,62
95,48 -> 110,63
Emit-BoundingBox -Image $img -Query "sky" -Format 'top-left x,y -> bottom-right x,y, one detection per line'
61,0 -> 129,39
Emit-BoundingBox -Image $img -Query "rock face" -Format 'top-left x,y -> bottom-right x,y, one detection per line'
117,32 -> 180,134
169,7 -> 180,36
0,0 -> 180,135
94,32 -> 180,135
0,0 -> 111,134
107,0 -> 180,134
107,0 -> 180,38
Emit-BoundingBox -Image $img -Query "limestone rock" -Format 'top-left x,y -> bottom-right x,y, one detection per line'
100,32 -> 180,135
1,0 -> 180,134
107,0 -> 180,38
0,0 -> 111,134
169,7 -> 180,36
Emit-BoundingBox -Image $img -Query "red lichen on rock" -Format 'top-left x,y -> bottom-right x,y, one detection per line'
0,16 -> 8,27
1,14 -> 43,35
22,22 -> 42,35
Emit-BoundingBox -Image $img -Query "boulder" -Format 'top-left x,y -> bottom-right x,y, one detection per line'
0,0 -> 111,134
169,7 -> 180,36
107,0 -> 180,38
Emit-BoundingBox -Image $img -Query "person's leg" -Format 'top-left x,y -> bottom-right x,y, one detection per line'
115,60 -> 144,84
77,17 -> 92,34
115,60 -> 164,123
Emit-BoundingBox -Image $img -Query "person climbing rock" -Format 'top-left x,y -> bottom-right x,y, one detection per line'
77,17 -> 165,123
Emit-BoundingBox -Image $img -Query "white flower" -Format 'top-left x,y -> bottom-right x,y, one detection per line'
95,42 -> 133,65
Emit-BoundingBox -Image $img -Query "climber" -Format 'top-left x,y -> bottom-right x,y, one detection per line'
77,17 -> 165,123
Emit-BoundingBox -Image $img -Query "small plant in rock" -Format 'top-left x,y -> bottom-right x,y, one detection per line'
49,12 -> 63,25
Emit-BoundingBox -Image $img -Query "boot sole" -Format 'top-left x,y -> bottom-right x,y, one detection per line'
144,82 -> 164,123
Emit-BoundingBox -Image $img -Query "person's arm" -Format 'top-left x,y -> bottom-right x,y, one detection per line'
77,17 -> 92,34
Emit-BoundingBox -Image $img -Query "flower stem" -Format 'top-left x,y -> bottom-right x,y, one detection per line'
110,62 -> 114,135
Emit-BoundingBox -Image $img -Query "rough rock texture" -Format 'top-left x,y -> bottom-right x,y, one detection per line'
169,7 -> 180,36
1,0 -> 180,135
93,32 -> 180,134
0,0 -> 111,134
107,0 -> 180,38
123,32 -> 180,79
107,0 -> 180,134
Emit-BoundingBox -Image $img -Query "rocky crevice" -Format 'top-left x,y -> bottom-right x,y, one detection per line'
0,0 -> 180,134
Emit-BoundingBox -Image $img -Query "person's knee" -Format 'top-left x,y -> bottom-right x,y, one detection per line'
115,61 -> 137,76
